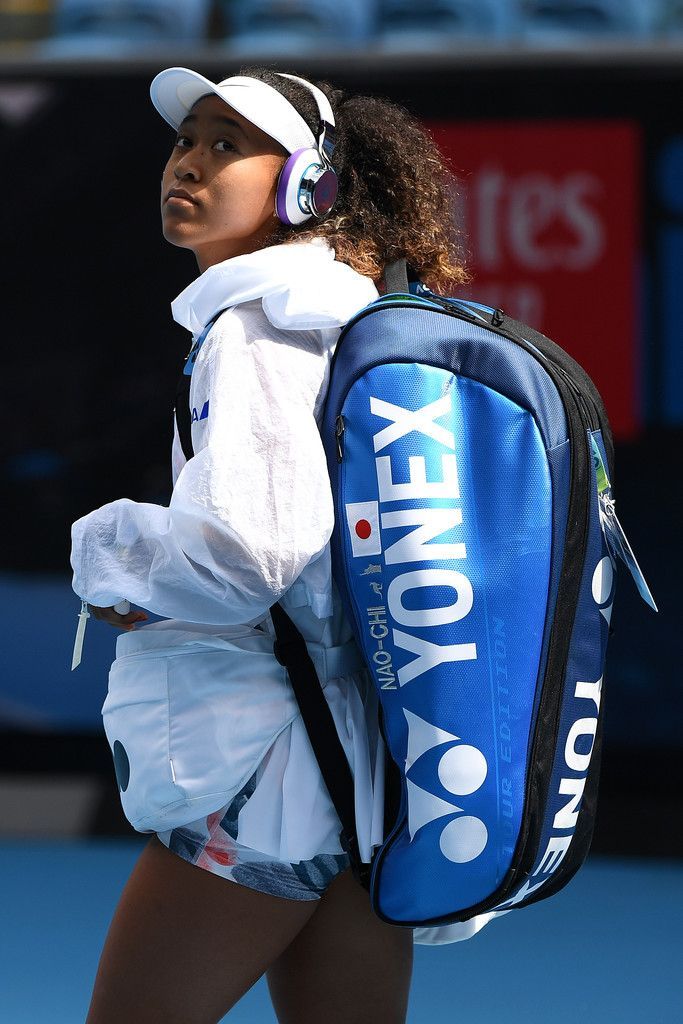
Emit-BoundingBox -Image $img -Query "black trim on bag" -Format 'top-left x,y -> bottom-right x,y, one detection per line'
520,676 -> 607,910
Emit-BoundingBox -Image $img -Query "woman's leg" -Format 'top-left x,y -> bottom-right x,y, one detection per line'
86,835 -> 319,1024
265,866 -> 414,1024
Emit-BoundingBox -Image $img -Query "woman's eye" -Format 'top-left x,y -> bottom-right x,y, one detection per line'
172,136 -> 237,153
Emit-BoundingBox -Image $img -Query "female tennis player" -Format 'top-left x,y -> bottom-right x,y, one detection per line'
71,65 -> 467,1023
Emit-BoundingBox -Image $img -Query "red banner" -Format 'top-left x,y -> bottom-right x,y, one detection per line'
428,121 -> 640,438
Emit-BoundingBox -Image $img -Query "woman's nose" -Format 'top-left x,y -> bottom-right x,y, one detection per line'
174,149 -> 201,181
175,163 -> 198,182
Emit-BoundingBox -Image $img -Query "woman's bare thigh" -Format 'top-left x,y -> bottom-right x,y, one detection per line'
266,867 -> 414,1024
86,835 -> 320,1024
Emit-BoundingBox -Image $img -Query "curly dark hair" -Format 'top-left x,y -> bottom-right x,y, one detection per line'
239,65 -> 469,293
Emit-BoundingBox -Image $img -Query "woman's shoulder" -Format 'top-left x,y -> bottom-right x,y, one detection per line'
207,299 -> 331,359
206,240 -> 379,354
173,240 -> 379,343
194,300 -> 335,417
196,301 -> 332,402
259,240 -> 379,332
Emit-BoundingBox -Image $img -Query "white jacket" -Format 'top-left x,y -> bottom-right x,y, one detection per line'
70,238 -> 378,623
69,237 -> 389,873
70,239 -> 490,944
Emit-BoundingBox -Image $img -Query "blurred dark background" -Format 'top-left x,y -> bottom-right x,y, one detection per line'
0,1 -> 680,856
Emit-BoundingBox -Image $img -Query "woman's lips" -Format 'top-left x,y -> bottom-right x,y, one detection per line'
165,188 -> 199,207
166,195 -> 196,207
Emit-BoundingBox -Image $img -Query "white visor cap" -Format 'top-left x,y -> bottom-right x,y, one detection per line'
149,67 -> 319,155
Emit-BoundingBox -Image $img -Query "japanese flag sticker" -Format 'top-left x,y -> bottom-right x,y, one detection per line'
345,501 -> 382,557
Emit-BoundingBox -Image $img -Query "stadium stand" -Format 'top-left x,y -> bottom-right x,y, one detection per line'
4,1 -> 683,53
40,0 -> 210,54
656,0 -> 683,32
0,0 -> 54,44
220,0 -> 375,52
518,0 -> 656,37
378,0 -> 515,47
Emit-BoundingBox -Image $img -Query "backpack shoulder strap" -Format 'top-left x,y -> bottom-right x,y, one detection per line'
270,602 -> 371,887
175,372 -> 194,463
174,310 -> 227,462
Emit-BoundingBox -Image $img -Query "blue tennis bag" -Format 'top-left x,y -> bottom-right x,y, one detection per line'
271,261 -> 656,933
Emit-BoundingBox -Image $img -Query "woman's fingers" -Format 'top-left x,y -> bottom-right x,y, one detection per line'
121,610 -> 149,630
88,605 -> 149,630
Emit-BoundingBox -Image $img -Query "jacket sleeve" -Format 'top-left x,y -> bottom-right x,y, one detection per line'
70,305 -> 336,624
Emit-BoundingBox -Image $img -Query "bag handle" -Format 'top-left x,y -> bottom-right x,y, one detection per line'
383,258 -> 410,294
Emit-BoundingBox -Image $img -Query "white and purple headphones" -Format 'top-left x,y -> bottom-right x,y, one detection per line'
272,72 -> 338,225
150,67 -> 339,226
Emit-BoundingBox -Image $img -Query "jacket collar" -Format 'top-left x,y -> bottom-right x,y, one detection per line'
171,239 -> 378,336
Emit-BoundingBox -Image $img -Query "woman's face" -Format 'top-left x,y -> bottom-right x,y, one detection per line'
160,94 -> 288,271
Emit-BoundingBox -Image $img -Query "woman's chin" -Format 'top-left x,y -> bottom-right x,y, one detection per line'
161,223 -> 197,249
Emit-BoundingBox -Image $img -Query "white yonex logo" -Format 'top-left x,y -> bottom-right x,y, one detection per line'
344,388 -> 478,687
404,709 -> 489,864
592,555 -> 615,625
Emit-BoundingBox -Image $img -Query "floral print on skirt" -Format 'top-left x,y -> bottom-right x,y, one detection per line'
156,768 -> 351,900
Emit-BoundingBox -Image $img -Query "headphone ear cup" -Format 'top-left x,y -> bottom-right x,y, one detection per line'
276,147 -> 323,226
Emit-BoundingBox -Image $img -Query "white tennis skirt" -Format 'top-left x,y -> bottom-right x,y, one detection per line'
153,666 -> 385,901
102,594 -> 386,870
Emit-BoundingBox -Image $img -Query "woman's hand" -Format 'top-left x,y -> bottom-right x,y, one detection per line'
88,605 -> 148,631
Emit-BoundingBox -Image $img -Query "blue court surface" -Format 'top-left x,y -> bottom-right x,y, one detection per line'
1,841 -> 681,1023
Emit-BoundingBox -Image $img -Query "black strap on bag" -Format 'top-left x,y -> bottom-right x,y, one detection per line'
269,603 -> 370,886
174,327 -> 371,888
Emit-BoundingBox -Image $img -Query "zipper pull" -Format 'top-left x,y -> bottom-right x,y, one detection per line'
71,599 -> 90,671
335,414 -> 345,462
599,496 -> 658,612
